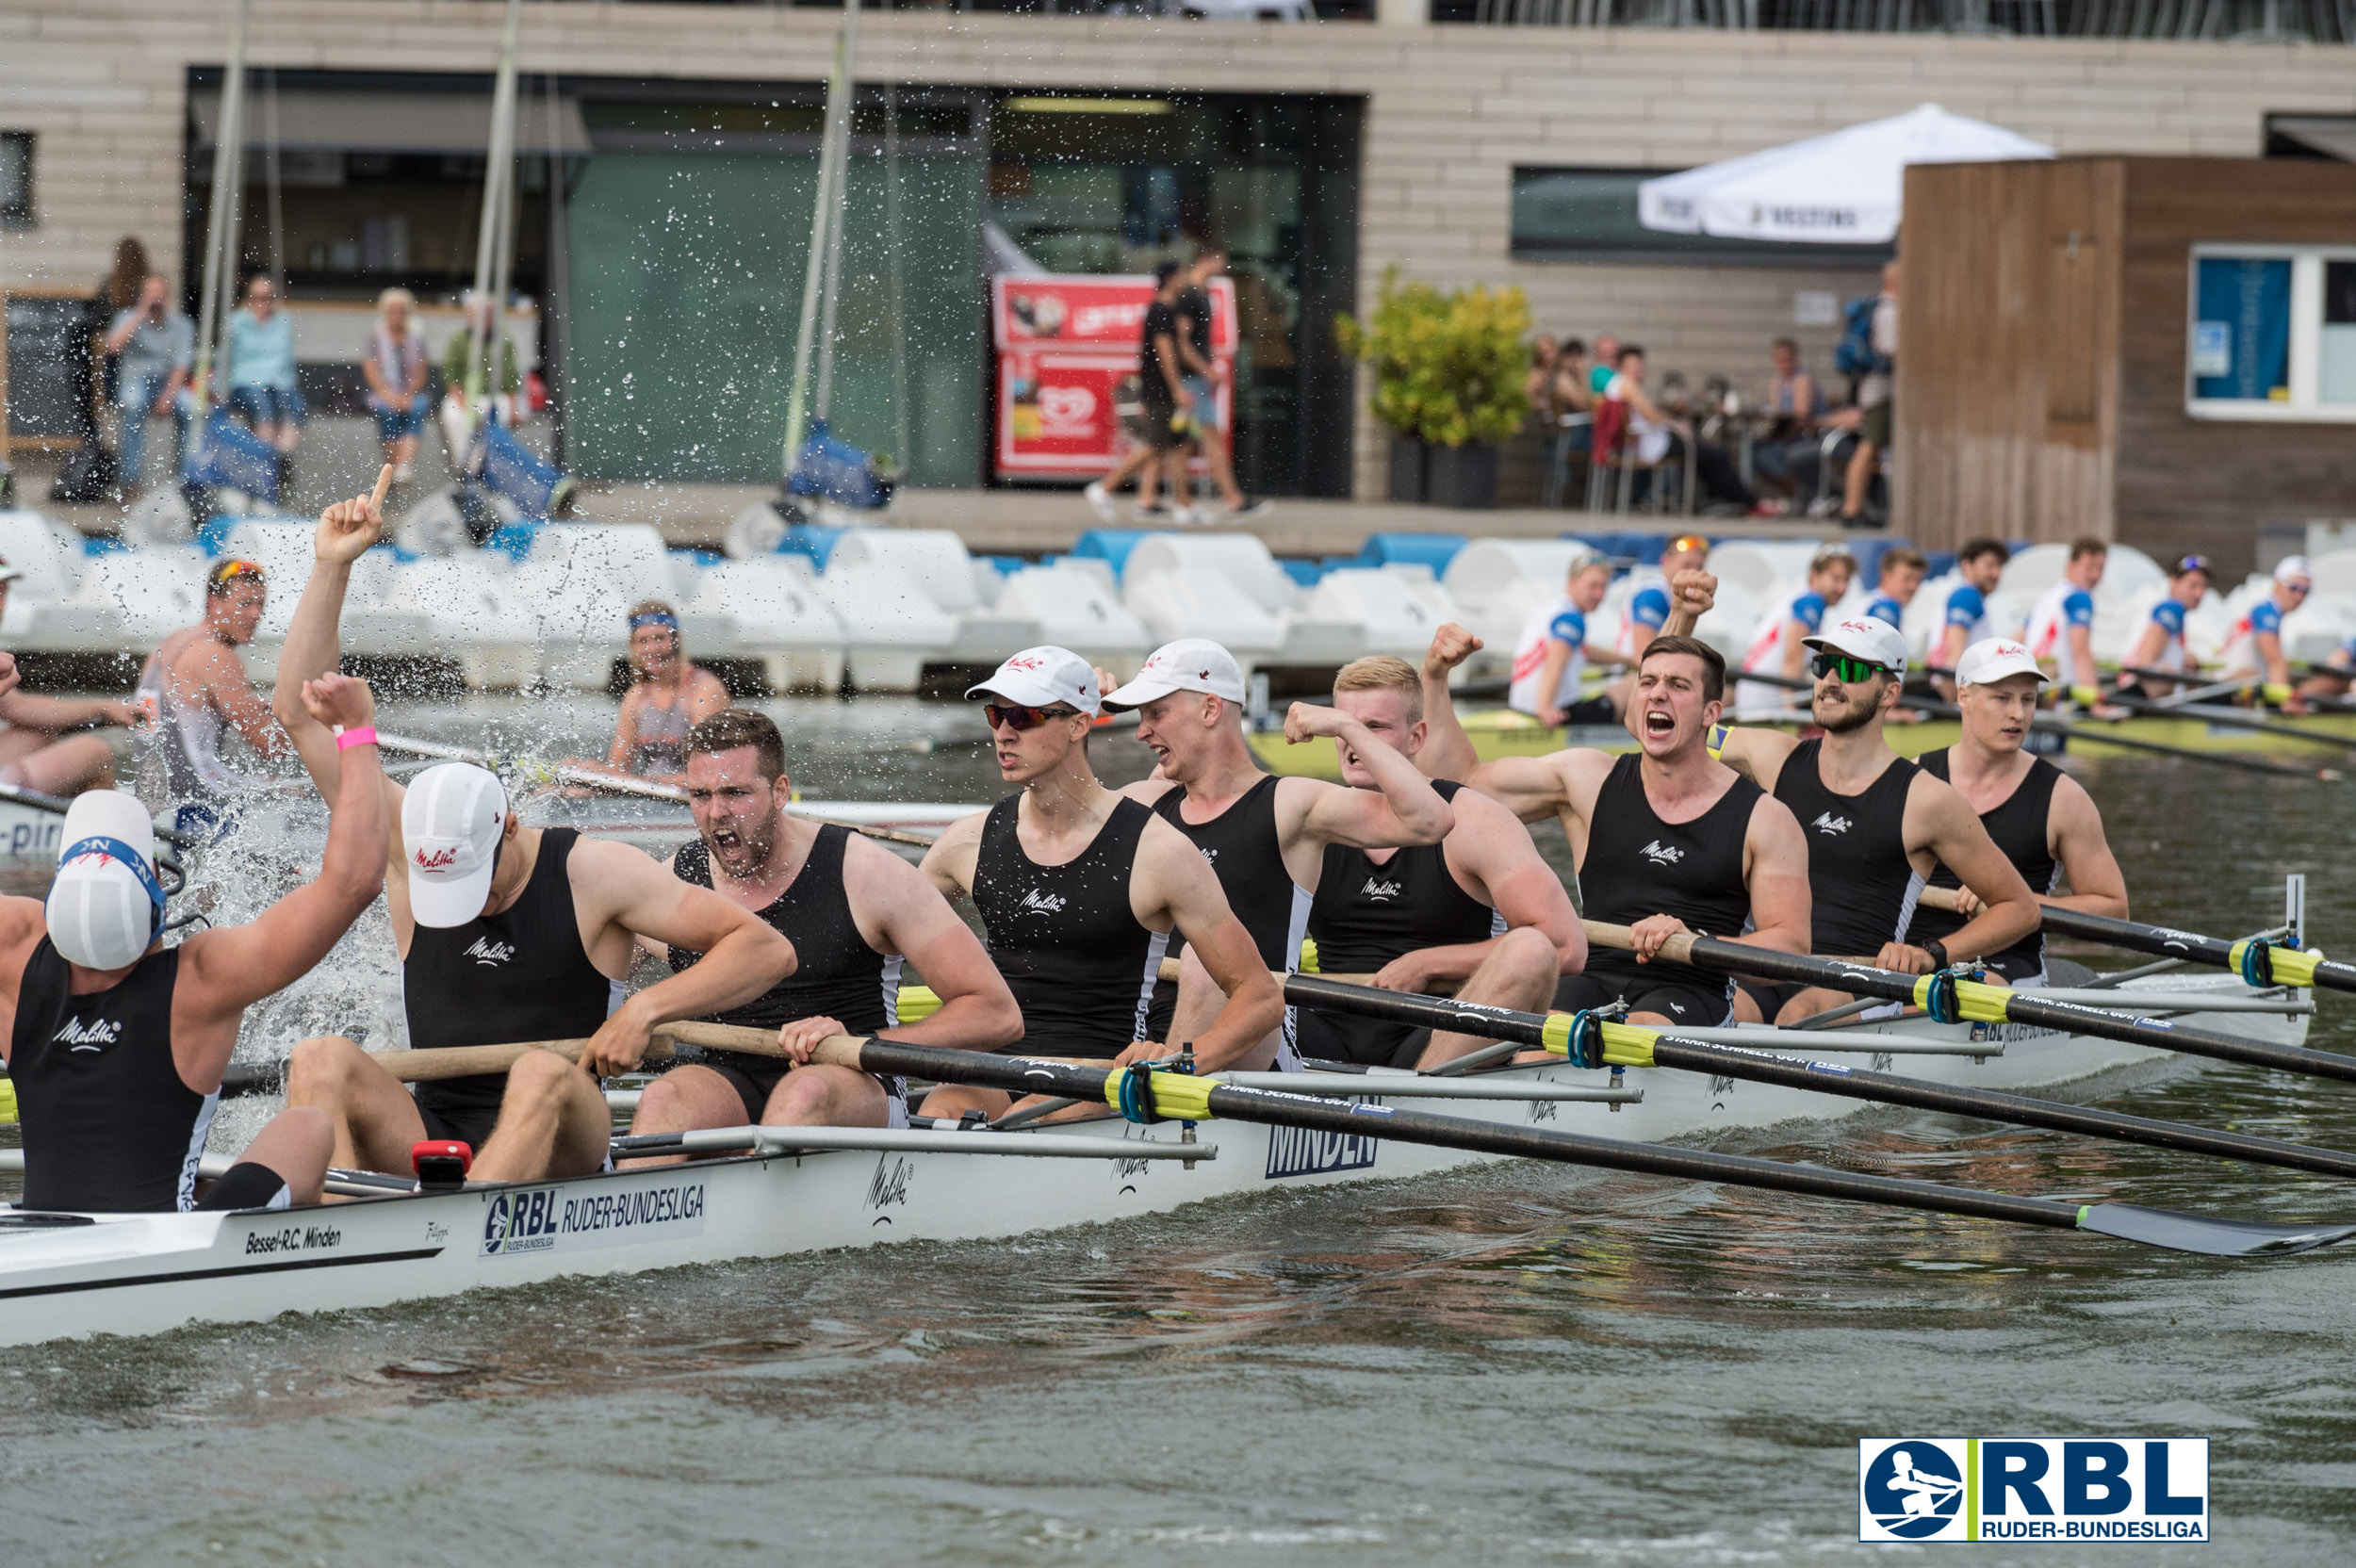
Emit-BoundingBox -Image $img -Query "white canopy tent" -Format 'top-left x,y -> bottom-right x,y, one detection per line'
1637,104 -> 2053,245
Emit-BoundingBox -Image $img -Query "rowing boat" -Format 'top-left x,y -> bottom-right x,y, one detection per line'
1248,705 -> 2356,780
0,964 -> 2305,1347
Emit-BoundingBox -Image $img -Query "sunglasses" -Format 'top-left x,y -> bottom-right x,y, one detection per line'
985,702 -> 1082,733
1811,652 -> 1890,684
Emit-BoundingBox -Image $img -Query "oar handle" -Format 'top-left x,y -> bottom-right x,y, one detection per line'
370,1020 -> 816,1083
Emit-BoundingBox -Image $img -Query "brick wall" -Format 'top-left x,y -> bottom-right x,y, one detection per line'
5,4 -> 2353,498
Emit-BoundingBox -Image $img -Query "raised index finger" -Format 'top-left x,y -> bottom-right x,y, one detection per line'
367,464 -> 394,515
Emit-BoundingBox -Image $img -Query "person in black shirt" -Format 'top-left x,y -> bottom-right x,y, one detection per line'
1085,263 -> 1191,522
1171,244 -> 1270,521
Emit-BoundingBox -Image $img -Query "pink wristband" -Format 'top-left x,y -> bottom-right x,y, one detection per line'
334,726 -> 379,751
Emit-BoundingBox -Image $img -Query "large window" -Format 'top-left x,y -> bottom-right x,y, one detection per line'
1,132 -> 31,225
2187,246 -> 2356,423
1511,167 -> 1890,268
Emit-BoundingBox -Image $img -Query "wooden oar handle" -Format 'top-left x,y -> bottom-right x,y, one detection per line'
368,1019 -> 815,1083
1917,886 -> 1965,913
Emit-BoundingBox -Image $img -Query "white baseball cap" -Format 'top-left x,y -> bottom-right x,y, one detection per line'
2274,555 -> 2314,586
1802,614 -> 1908,676
964,645 -> 1102,717
1955,637 -> 2053,689
1104,638 -> 1247,710
401,762 -> 509,928
45,790 -> 164,972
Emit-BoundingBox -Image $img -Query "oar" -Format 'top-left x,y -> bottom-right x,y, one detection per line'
1735,670 -> 2341,779
1268,972 -> 2356,1182
2102,692 -> 2355,750
0,781 -> 195,868
371,733 -> 942,848
795,1036 -> 2352,1258
1912,885 -> 2356,998
350,1019 -> 793,1082
1575,920 -> 2356,1086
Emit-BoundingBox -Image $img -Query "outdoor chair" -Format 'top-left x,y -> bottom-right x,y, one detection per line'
1585,399 -> 1695,517
1540,410 -> 1593,509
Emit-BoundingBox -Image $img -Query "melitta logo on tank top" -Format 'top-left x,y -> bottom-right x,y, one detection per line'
53,1016 -> 123,1050
463,936 -> 515,966
1639,840 -> 1684,866
1359,877 -> 1404,901
1015,889 -> 1069,917
1812,812 -> 1853,836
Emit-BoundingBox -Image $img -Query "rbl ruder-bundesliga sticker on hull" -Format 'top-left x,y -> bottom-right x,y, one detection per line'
1858,1437 -> 2208,1543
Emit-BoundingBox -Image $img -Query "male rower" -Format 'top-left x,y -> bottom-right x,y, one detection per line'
621,708 -> 1021,1156
1613,534 -> 1710,662
0,669 -> 385,1214
1295,655 -> 1583,1070
2220,555 -> 2313,714
915,645 -> 1283,1120
2023,536 -> 2123,716
1420,624 -> 1809,1028
133,558 -> 290,835
1701,608 -> 2040,1022
1735,544 -> 1854,717
0,556 -> 141,795
2115,555 -> 2212,701
1861,547 -> 1926,631
1509,548 -> 1622,728
1926,537 -> 2009,700
1905,639 -> 2129,986
279,483 -> 795,1184
1100,637 -> 1456,1063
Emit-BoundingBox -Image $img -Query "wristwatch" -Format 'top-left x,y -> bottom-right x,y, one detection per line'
1920,938 -> 1950,972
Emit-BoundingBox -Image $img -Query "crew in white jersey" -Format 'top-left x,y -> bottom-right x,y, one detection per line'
1735,545 -> 1854,715
2022,536 -> 2122,715
1507,548 -> 1621,727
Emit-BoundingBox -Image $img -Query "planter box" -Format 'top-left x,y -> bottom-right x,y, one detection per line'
1426,443 -> 1498,510
1386,437 -> 1428,503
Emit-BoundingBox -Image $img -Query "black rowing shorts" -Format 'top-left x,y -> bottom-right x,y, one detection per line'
1556,972 -> 1733,1029
193,1161 -> 291,1213
698,1052 -> 908,1129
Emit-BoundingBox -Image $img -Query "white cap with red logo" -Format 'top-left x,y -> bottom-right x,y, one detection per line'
401,762 -> 509,928
1801,614 -> 1908,676
1954,637 -> 2053,689
1104,638 -> 1247,710
965,645 -> 1103,717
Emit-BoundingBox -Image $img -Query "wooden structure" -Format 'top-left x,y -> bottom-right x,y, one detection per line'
1898,156 -> 2356,571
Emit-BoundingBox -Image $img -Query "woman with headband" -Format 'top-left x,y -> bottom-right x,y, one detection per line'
607,601 -> 728,783
131,558 -> 292,835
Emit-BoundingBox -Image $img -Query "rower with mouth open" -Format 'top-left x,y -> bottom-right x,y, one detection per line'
1700,605 -> 2040,1023
0,667 -> 387,1215
1100,637 -> 1456,1070
278,481 -> 796,1184
1417,600 -> 1811,1029
916,646 -> 1282,1121
620,708 -> 1021,1158
1292,656 -> 1583,1070
1904,639 -> 2129,986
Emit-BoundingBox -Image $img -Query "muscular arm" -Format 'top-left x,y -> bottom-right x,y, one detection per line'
1710,725 -> 1799,794
193,642 -> 288,760
272,496 -> 383,801
1416,629 -> 1484,785
1281,710 -> 1455,856
0,897 -> 57,1068
2043,776 -> 2129,922
916,812 -> 985,907
851,838 -> 1022,1051
1135,820 -> 1283,1071
1731,795 -> 1812,956
1383,791 -> 1582,988
1890,776 -> 2038,972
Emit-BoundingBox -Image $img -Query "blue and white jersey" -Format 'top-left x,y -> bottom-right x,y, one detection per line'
2221,596 -> 2284,675
1935,582 -> 1995,668
2025,581 -> 2099,689
1614,580 -> 1673,658
1734,587 -> 1827,713
1509,595 -> 1590,714
2145,599 -> 2191,674
1863,591 -> 1906,629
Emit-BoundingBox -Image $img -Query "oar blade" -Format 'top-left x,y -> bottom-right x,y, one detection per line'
2077,1201 -> 2356,1258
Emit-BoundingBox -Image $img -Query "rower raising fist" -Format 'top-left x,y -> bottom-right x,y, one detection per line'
1669,568 -> 1717,621
1422,622 -> 1482,681
297,669 -> 375,733
316,464 -> 392,564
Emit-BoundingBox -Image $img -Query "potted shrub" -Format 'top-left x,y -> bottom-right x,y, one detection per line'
1337,269 -> 1531,509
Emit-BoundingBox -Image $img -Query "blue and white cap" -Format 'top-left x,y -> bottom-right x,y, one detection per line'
46,790 -> 165,972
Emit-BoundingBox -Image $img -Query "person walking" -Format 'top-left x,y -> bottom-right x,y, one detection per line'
1172,244 -> 1270,522
1084,264 -> 1187,523
363,287 -> 430,484
102,275 -> 193,497
224,274 -> 304,465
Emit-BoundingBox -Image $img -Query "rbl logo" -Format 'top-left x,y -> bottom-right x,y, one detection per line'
1858,1438 -> 2208,1543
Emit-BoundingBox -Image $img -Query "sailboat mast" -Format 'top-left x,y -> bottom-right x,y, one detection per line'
191,0 -> 252,404
783,0 -> 859,477
466,0 -> 525,406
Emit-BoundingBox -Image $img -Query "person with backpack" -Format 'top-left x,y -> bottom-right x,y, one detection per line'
1836,260 -> 1898,526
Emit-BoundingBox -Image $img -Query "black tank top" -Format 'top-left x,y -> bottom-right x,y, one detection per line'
1143,777 -> 1310,1041
1577,753 -> 1760,993
973,793 -> 1168,1058
1772,740 -> 1922,957
1908,748 -> 2059,982
405,827 -> 617,1120
10,941 -> 210,1213
1305,780 -> 1500,973
669,825 -> 895,1073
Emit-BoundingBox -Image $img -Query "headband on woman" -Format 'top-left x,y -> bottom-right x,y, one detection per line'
630,611 -> 679,631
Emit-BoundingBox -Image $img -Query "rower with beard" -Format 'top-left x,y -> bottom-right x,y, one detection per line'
1417,616 -> 1810,1028
0,669 -> 386,1215
916,646 -> 1282,1121
1098,638 -> 1455,1069
1693,598 -> 2040,1023
1904,639 -> 2129,986
1294,656 -> 1584,1070
280,480 -> 796,1184
619,708 -> 1021,1156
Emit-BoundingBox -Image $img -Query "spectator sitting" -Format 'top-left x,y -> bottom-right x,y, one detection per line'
1553,337 -> 1595,417
1603,347 -> 1776,517
363,286 -> 430,485
1587,333 -> 1621,399
1524,334 -> 1563,418
225,274 -> 304,463
1752,336 -> 1824,501
1842,259 -> 1899,525
102,273 -> 193,497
